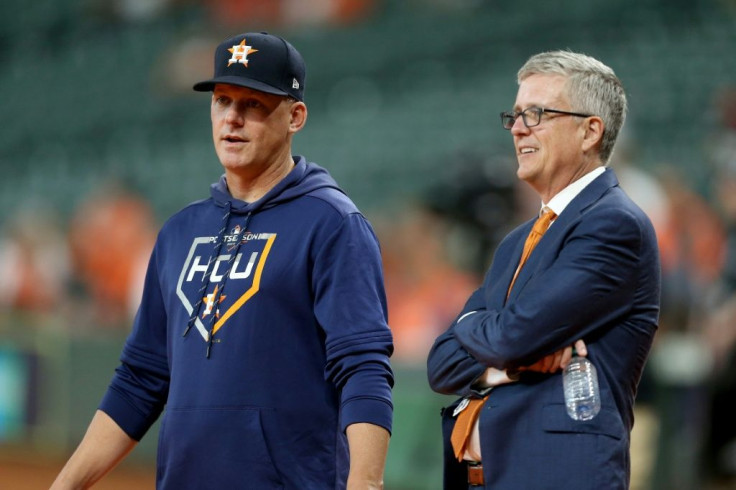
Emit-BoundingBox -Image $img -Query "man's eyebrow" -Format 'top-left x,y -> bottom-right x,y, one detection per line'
513,104 -> 542,112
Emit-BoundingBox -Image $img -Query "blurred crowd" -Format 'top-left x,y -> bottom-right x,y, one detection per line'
0,181 -> 157,330
84,0 -> 379,27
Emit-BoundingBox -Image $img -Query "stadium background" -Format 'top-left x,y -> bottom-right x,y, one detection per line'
1,0 -> 735,488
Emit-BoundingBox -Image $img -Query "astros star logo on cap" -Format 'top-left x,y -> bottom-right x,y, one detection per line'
227,39 -> 258,67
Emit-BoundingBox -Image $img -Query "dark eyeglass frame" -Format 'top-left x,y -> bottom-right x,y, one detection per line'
500,107 -> 593,130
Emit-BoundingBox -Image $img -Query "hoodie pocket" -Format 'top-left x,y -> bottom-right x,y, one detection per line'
157,406 -> 284,489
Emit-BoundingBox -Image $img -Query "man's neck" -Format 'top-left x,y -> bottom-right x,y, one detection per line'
225,156 -> 295,203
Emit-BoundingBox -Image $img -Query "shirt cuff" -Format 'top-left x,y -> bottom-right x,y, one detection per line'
475,367 -> 519,389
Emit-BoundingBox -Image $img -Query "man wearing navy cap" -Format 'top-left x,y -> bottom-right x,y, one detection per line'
51,32 -> 394,490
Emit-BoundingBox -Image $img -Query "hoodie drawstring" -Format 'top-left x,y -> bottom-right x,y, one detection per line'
204,211 -> 251,358
181,203 -> 253,358
182,202 -> 233,339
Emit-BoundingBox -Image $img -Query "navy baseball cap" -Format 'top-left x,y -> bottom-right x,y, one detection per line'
193,32 -> 306,101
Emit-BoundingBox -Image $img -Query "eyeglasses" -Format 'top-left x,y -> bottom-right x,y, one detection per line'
500,107 -> 593,130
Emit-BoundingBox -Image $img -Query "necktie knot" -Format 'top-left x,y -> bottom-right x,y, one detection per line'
534,207 -> 556,232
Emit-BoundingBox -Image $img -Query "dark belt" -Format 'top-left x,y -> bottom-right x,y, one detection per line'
467,462 -> 484,486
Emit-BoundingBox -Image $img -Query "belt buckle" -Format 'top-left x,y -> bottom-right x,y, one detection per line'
467,462 -> 484,486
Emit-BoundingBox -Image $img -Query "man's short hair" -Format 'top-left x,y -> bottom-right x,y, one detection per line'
518,50 -> 627,164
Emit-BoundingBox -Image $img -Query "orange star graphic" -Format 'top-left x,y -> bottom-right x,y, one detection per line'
227,39 -> 258,67
202,285 -> 227,319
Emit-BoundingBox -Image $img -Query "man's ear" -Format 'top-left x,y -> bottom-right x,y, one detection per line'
289,101 -> 308,134
581,116 -> 604,153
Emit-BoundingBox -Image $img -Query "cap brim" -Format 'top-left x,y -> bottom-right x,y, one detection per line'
192,75 -> 289,97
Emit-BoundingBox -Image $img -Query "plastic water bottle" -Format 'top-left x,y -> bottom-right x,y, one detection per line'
563,354 -> 601,421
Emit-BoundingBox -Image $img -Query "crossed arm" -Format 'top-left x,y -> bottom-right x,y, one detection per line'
428,311 -> 588,396
428,206 -> 641,396
427,253 -> 595,395
471,340 -> 587,392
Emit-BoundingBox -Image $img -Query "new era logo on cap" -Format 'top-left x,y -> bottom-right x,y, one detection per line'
193,32 -> 306,101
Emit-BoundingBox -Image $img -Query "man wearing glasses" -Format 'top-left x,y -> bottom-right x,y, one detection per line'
427,50 -> 660,489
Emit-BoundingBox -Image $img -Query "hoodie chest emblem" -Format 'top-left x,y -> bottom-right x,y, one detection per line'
177,232 -> 276,341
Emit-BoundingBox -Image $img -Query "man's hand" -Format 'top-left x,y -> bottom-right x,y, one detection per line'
517,339 -> 587,373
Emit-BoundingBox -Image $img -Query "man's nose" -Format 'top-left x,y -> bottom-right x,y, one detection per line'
510,115 -> 529,135
225,105 -> 244,125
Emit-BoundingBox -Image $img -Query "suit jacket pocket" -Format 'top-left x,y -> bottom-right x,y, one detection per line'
542,403 -> 623,440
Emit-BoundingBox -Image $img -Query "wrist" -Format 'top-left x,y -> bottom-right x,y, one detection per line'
507,368 -> 521,381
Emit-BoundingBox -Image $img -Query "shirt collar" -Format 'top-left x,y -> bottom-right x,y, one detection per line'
543,166 -> 606,217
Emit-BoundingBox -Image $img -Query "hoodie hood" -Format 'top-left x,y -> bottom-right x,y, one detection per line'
210,156 -> 346,214
183,156 -> 348,355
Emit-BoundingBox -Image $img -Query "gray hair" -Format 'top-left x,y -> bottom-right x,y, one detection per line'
517,50 -> 627,164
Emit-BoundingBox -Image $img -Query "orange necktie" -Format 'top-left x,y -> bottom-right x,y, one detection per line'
450,207 -> 557,462
507,208 -> 557,297
450,396 -> 488,461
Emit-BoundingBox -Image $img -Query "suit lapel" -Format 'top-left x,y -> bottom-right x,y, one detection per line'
504,168 -> 620,303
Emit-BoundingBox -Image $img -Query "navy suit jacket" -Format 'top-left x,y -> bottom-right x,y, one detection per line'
427,169 -> 660,489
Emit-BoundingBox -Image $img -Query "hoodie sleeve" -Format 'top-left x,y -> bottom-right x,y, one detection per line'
98,243 -> 170,441
313,213 -> 394,434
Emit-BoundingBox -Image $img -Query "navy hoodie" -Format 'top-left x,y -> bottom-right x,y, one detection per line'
99,157 -> 394,489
